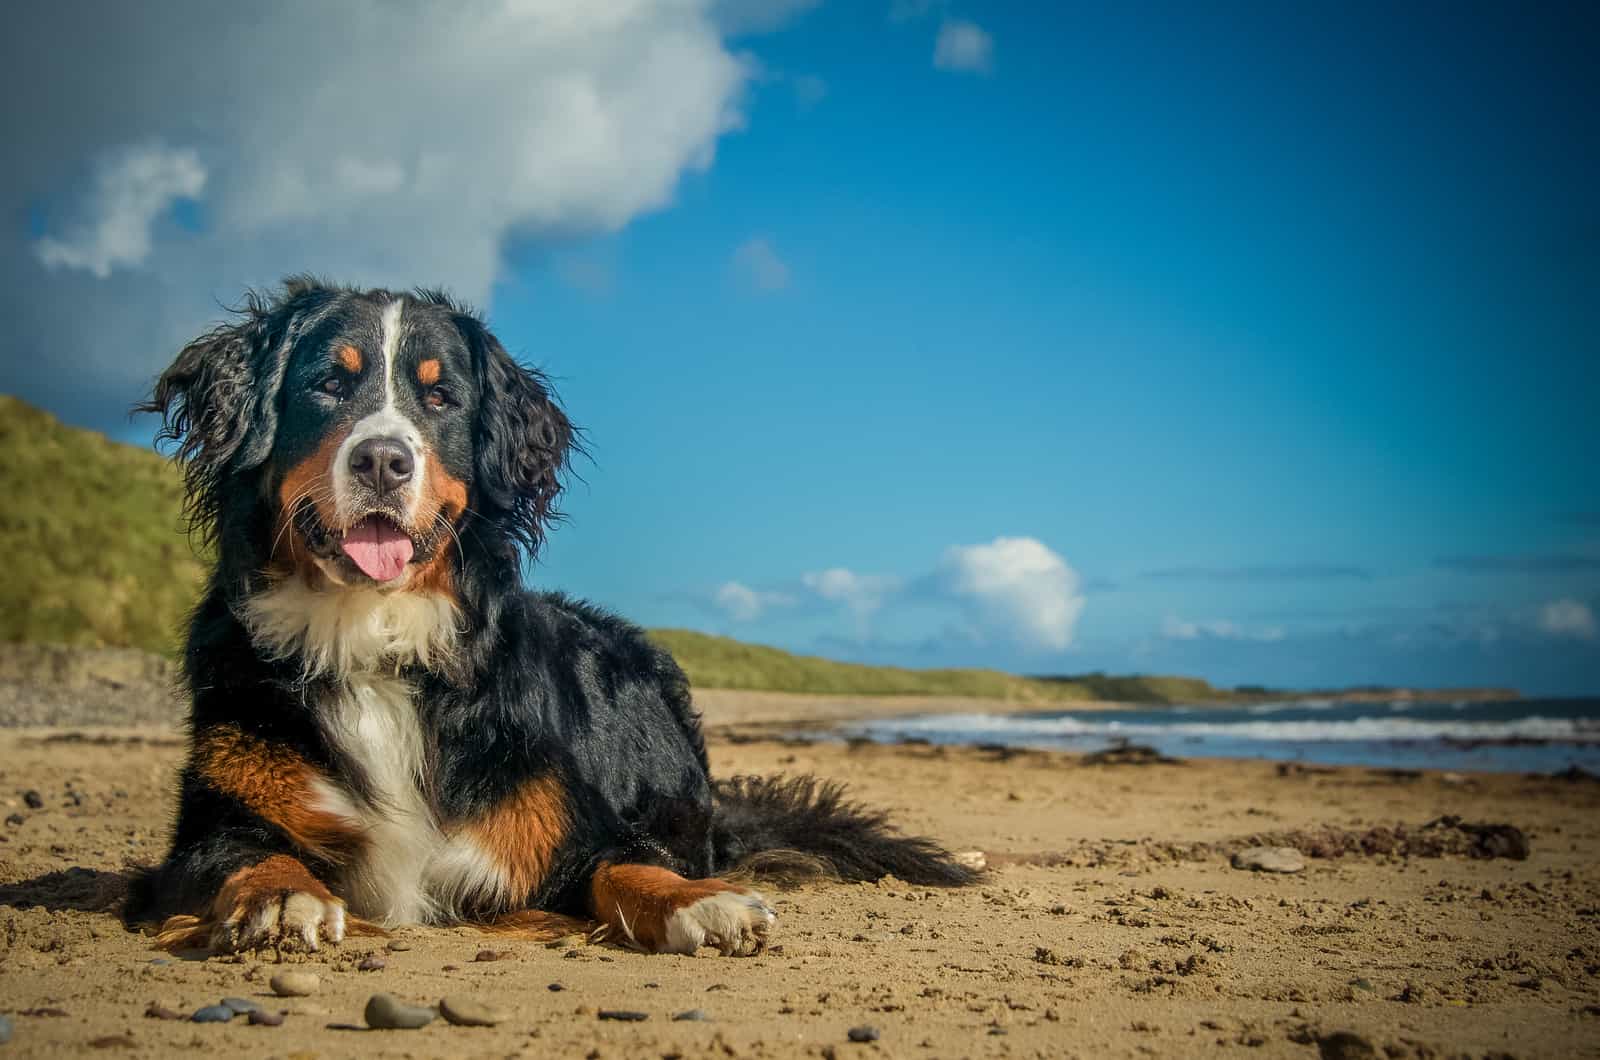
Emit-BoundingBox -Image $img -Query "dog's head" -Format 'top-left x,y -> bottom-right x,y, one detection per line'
141,278 -> 574,593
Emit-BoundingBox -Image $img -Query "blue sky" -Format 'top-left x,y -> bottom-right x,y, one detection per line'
3,2 -> 1596,694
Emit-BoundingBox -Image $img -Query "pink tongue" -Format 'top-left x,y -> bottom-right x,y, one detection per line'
340,517 -> 415,582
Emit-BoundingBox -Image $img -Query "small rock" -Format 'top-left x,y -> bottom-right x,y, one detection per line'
3,813 -> 22,827
365,993 -> 437,1030
673,1010 -> 709,1022
1317,1031 -> 1379,1060
439,997 -> 506,1027
247,1009 -> 285,1027
270,971 -> 320,997
148,958 -> 171,967
848,1025 -> 880,1043
357,956 -> 387,971
548,983 -> 565,992
0,1014 -> 11,1045
144,1003 -> 185,1021
597,1010 -> 649,1022
221,997 -> 262,1014
22,790 -> 44,809
192,1005 -> 235,1023
473,949 -> 509,962
1230,846 -> 1306,873
386,940 -> 412,952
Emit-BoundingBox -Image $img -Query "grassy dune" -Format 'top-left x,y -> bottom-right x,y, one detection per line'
1,395 -> 1235,703
0,395 -> 206,655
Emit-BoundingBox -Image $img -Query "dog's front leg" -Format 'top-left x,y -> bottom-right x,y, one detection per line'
587,861 -> 775,956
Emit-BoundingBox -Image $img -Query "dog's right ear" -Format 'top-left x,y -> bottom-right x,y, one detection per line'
136,292 -> 294,536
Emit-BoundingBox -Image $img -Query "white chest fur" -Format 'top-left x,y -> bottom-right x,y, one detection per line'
314,674 -> 512,926
241,576 -> 508,927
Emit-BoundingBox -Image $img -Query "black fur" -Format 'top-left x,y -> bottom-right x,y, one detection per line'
128,278 -> 975,937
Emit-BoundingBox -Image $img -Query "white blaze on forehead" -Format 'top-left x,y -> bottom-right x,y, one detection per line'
332,299 -> 427,526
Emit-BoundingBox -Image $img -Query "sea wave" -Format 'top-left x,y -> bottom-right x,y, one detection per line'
854,711 -> 1600,745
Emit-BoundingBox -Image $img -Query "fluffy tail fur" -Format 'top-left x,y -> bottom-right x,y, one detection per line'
710,774 -> 981,887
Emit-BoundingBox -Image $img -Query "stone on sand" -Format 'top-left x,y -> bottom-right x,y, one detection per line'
1230,846 -> 1306,873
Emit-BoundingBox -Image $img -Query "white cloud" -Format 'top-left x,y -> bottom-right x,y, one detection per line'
34,144 -> 205,278
1538,598 -> 1597,641
933,19 -> 993,74
938,537 -> 1084,651
4,1 -> 790,414
803,567 -> 899,635
1161,615 -> 1286,642
715,581 -> 795,622
732,236 -> 790,291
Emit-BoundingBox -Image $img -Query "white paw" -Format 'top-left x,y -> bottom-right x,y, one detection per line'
662,890 -> 775,956
214,890 -> 347,953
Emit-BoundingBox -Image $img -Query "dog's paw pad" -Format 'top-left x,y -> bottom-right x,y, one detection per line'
663,890 -> 775,957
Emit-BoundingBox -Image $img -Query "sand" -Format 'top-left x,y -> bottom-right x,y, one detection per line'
1,690 -> 1597,1058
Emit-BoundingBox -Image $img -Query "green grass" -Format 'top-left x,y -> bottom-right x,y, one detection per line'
0,395 -> 206,655
0,394 -> 1237,703
645,629 -> 1111,703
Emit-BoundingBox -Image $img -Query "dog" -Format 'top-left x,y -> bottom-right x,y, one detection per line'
127,278 -> 977,956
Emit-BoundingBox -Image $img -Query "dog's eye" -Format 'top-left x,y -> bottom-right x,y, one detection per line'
425,386 -> 455,411
319,376 -> 347,400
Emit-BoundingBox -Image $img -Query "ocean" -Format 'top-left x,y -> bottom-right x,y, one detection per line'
840,696 -> 1600,774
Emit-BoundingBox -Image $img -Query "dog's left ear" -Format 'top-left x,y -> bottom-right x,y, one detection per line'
453,313 -> 576,555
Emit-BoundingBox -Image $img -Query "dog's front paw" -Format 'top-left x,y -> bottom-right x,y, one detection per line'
662,890 -> 775,957
208,855 -> 347,953
214,888 -> 347,953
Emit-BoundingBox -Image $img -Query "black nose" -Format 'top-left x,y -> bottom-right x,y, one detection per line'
348,437 -> 415,497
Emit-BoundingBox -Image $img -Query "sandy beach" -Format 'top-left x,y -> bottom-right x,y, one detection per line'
1,689 -> 1597,1058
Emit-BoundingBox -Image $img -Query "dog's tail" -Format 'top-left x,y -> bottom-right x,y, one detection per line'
709,774 -> 982,887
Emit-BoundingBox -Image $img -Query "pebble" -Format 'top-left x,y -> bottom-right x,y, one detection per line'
357,956 -> 387,971
1230,846 -> 1307,873
144,1003 -> 185,1021
222,997 -> 262,1015
22,790 -> 44,809
439,997 -> 506,1027
0,1014 -> 10,1045
247,1009 -> 285,1027
3,813 -> 22,827
673,1010 -> 709,1022
597,1010 -> 649,1022
548,983 -> 565,992
386,940 -> 412,952
192,1005 -> 236,1023
848,1025 -> 880,1043
269,971 -> 320,997
474,949 -> 509,962
365,993 -> 437,1030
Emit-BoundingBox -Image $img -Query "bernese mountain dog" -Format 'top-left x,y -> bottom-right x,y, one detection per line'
126,278 -> 976,957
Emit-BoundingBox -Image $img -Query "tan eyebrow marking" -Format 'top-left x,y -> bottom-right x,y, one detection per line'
337,345 -> 362,373
417,358 -> 441,386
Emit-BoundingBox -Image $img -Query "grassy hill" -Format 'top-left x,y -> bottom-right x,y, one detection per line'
0,395 -> 206,654
0,395 -> 1238,703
